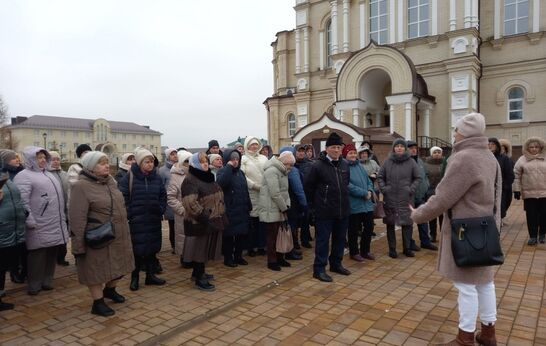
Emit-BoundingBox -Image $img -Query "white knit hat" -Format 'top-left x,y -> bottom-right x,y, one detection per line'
429,146 -> 443,156
81,151 -> 107,171
177,150 -> 193,164
135,148 -> 154,166
164,148 -> 177,158
455,112 -> 486,138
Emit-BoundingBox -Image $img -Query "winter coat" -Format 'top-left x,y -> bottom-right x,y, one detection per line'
118,163 -> 167,257
69,170 -> 134,285
13,147 -> 69,250
411,136 -> 500,284
286,164 -> 308,220
49,168 -> 69,215
181,166 -> 226,237
304,152 -> 350,220
115,168 -> 128,182
295,157 -> 313,180
424,157 -> 443,191
360,158 -> 380,178
241,136 -> 268,217
217,149 -> 252,236
0,179 -> 27,248
347,159 -> 375,215
377,151 -> 421,226
258,156 -> 290,223
412,156 -> 430,204
513,137 -> 546,199
159,161 -> 175,220
167,164 -> 187,255
490,138 -> 515,191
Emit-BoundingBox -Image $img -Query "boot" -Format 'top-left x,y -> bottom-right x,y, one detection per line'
0,298 -> 14,311
437,328 -> 475,346
91,298 -> 115,317
145,272 -> 166,286
103,287 -> 126,303
129,272 -> 139,291
277,253 -> 291,267
402,226 -> 415,257
475,323 -> 497,346
387,225 -> 397,258
195,277 -> 215,291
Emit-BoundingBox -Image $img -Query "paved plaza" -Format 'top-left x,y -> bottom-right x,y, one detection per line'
1,199 -> 545,345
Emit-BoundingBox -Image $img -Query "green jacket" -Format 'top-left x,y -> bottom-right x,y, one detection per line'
413,156 -> 430,204
0,179 -> 27,248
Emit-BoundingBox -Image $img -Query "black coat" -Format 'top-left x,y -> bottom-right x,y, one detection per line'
216,149 -> 252,236
304,152 -> 350,220
118,163 -> 166,257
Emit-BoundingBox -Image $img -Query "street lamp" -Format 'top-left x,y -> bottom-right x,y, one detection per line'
42,132 -> 47,149
59,143 -> 64,161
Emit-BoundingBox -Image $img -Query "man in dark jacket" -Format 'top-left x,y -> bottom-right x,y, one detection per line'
294,144 -> 313,248
489,138 -> 515,221
305,132 -> 351,282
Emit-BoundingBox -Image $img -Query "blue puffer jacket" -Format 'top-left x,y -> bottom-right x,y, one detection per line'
0,179 -> 27,248
347,159 -> 375,214
118,163 -> 167,256
280,146 -> 308,220
216,149 -> 252,236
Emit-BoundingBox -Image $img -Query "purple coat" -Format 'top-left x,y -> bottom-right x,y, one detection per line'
13,146 -> 68,250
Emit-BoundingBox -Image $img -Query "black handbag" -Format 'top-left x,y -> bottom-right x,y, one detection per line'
84,185 -> 116,249
449,167 -> 504,267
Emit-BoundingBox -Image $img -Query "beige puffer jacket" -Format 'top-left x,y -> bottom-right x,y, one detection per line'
513,137 -> 546,199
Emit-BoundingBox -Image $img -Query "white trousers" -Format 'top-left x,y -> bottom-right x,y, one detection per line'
453,281 -> 497,332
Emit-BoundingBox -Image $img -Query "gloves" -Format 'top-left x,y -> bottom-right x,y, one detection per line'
514,191 -> 521,200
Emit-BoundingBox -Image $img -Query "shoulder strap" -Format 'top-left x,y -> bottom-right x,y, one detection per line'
129,170 -> 134,200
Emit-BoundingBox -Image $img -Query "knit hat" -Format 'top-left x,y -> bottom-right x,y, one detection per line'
325,132 -> 343,147
229,151 -> 240,161
81,151 -> 107,171
0,149 -> 17,168
208,139 -> 220,149
49,151 -> 60,159
455,112 -> 486,138
177,150 -> 193,164
135,148 -> 154,166
392,138 -> 408,150
278,151 -> 296,165
164,148 -> 177,158
233,142 -> 244,150
208,153 -> 222,164
429,146 -> 443,155
342,143 -> 357,158
76,144 -> 92,158
279,146 -> 295,154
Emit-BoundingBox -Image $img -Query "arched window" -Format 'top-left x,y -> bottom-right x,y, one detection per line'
326,20 -> 333,67
507,87 -> 524,121
287,113 -> 296,137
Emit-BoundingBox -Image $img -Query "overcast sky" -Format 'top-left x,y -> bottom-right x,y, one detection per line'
0,0 -> 294,148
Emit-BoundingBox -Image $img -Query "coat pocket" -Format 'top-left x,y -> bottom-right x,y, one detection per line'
38,195 -> 50,216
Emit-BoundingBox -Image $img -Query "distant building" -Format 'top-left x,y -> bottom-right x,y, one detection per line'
8,115 -> 162,162
264,0 -> 546,157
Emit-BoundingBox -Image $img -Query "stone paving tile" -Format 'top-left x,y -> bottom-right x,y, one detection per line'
0,202 -> 545,345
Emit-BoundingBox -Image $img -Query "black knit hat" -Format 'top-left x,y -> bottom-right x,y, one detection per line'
208,139 -> 220,149
325,132 -> 343,147
76,144 -> 92,158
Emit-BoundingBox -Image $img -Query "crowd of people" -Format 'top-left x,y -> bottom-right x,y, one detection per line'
1,113 -> 545,345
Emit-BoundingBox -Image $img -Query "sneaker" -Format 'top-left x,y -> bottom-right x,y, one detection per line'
528,238 -> 538,246
350,254 -> 365,262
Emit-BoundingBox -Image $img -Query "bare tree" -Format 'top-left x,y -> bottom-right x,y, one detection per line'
0,95 -> 18,149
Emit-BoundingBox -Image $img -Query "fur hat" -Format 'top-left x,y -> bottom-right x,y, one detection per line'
164,148 -> 177,158
135,148 -> 154,166
392,138 -> 408,150
81,151 -> 107,171
76,144 -> 92,158
325,132 -> 343,147
342,143 -> 357,158
208,139 -> 220,149
455,112 -> 486,138
429,146 -> 443,156
278,151 -> 296,165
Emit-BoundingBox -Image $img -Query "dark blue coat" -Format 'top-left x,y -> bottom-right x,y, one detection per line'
216,149 -> 251,236
118,163 -> 166,256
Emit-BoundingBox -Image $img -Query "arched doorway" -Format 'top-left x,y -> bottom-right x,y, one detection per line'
359,69 -> 392,128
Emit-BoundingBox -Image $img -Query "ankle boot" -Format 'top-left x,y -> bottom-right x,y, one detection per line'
103,287 -> 126,303
437,328 -> 475,346
91,298 -> 115,317
129,272 -> 139,291
386,225 -> 397,254
475,323 -> 497,346
145,272 -> 166,286
0,298 -> 14,311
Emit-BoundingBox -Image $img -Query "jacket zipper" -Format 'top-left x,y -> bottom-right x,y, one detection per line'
323,185 -> 329,204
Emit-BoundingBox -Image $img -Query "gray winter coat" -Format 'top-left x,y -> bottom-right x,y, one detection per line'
377,151 -> 421,226
159,161 -> 175,220
258,156 -> 290,223
13,146 -> 69,250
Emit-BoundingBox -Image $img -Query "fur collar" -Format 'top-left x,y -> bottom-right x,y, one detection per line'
189,165 -> 215,183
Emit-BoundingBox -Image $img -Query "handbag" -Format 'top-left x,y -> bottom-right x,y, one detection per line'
276,221 -> 294,253
85,185 -> 116,249
449,167 -> 504,267
372,191 -> 386,219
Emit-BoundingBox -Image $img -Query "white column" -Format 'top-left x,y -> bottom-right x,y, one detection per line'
397,0 -> 403,42
295,29 -> 301,74
343,0 -> 350,52
494,0 -> 500,39
330,0 -> 339,54
375,112 -> 382,127
423,108 -> 430,137
319,31 -> 325,70
353,109 -> 359,126
303,27 -> 309,72
533,0 -> 540,33
405,102 -> 412,139
389,105 -> 395,134
464,0 -> 471,28
359,1 -> 366,48
339,110 -> 345,122
449,0 -> 457,31
472,0 -> 479,28
389,0 -> 396,43
431,0 -> 438,35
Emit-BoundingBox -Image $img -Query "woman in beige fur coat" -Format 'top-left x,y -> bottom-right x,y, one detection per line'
411,113 -> 501,346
